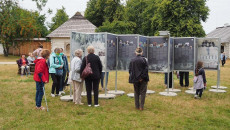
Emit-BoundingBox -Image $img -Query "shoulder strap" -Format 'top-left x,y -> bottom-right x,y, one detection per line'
86,56 -> 88,64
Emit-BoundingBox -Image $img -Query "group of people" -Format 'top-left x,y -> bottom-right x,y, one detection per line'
32,45 -> 208,111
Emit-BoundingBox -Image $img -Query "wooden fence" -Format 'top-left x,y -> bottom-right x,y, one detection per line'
9,40 -> 51,56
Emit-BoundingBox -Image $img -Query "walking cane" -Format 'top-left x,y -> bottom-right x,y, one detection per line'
43,87 -> 49,112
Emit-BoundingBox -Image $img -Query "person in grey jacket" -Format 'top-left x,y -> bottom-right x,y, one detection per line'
71,49 -> 84,105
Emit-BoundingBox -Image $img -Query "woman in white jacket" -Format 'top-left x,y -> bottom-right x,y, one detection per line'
71,49 -> 84,105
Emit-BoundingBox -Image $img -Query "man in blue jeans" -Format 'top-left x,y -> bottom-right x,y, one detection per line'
59,48 -> 69,94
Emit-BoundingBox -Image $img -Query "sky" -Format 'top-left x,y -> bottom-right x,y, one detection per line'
18,0 -> 230,34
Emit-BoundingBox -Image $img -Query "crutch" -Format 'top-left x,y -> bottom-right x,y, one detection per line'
43,87 -> 49,112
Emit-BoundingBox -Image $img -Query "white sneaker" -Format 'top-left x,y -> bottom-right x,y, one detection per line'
51,93 -> 55,97
59,91 -> 65,94
94,104 -> 100,107
88,104 -> 92,107
194,95 -> 198,99
56,94 -> 62,97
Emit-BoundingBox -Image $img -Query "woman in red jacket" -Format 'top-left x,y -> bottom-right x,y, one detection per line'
33,49 -> 50,110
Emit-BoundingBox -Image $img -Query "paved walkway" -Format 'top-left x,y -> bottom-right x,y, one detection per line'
0,62 -> 16,65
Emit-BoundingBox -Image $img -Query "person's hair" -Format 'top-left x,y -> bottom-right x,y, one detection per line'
135,47 -> 143,55
41,49 -> 50,59
75,49 -> 83,57
87,45 -> 94,54
54,48 -> 60,53
28,52 -> 32,56
60,48 -> 64,51
195,61 -> 203,76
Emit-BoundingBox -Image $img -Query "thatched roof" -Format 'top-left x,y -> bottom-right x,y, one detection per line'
207,24 -> 230,43
47,12 -> 96,38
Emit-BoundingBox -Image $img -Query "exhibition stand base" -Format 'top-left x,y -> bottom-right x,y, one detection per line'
127,93 -> 134,98
108,90 -> 125,95
185,90 -> 196,95
146,90 -> 155,94
98,94 -> 116,99
159,92 -> 177,96
164,88 -> 181,93
211,86 -> 228,89
209,89 -> 227,93
81,92 -> 94,96
60,95 -> 73,101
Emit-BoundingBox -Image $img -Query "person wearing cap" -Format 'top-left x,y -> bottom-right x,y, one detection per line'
129,47 -> 149,111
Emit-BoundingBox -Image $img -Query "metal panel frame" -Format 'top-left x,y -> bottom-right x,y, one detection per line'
173,37 -> 196,72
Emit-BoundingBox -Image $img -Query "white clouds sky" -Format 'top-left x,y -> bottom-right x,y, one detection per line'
19,0 -> 230,34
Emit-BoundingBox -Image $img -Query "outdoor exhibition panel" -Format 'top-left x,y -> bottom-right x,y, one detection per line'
106,33 -> 118,71
71,32 -> 106,71
138,35 -> 148,58
196,38 -> 220,70
117,35 -> 139,71
173,37 -> 195,71
148,36 -> 170,72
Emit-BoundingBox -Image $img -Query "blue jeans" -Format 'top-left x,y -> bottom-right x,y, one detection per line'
101,72 -> 109,88
35,82 -> 44,107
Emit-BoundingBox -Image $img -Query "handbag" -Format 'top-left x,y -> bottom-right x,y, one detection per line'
53,57 -> 63,76
81,56 -> 93,79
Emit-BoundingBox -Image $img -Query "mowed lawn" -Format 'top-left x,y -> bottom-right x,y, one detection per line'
0,60 -> 230,129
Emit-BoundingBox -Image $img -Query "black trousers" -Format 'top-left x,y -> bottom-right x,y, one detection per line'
134,81 -> 147,109
196,89 -> 203,97
222,60 -> 226,66
51,74 -> 62,94
164,72 -> 172,88
85,79 -> 100,105
179,72 -> 189,87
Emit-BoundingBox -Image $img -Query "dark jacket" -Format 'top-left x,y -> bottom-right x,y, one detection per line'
18,58 -> 29,67
129,55 -> 149,83
196,68 -> 207,84
80,53 -> 102,80
62,54 -> 69,72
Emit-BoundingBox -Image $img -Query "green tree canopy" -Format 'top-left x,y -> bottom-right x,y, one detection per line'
151,0 -> 209,37
48,6 -> 69,33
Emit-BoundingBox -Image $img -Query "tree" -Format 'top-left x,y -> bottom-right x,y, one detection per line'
96,20 -> 136,34
0,0 -> 47,56
48,6 -> 69,33
151,0 -> 209,37
85,0 -> 124,27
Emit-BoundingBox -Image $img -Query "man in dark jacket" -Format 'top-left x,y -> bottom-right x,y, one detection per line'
129,47 -> 149,111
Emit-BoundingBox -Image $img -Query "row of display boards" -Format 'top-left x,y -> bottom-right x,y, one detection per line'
70,32 -> 220,72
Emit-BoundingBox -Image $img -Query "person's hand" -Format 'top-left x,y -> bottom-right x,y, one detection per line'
59,66 -> 63,69
139,79 -> 143,82
44,81 -> 48,83
204,83 -> 206,87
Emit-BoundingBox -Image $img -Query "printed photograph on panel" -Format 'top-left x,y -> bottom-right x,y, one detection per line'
197,38 -> 220,70
70,32 -> 87,60
118,35 -> 138,70
148,37 -> 168,72
139,36 -> 148,58
85,34 -> 106,71
107,34 -> 117,71
174,38 -> 195,71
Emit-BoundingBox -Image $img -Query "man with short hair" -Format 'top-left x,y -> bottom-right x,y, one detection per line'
129,47 -> 149,111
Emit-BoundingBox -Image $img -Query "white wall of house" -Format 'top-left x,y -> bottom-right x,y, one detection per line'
0,43 -> 3,55
51,37 -> 70,55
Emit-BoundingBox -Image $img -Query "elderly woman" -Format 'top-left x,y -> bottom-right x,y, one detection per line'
19,54 -> 30,75
80,46 -> 102,107
49,48 -> 63,97
71,49 -> 84,105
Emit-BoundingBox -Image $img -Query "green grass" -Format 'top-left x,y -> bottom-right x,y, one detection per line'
0,55 -> 20,62
0,61 -> 230,129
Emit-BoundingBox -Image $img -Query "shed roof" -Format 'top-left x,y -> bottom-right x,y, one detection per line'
207,25 -> 230,43
47,12 -> 96,38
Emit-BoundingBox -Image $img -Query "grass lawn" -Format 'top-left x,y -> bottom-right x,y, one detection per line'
0,60 -> 230,129
0,55 -> 20,62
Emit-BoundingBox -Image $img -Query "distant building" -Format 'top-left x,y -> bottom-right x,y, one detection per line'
207,23 -> 230,58
47,12 -> 96,56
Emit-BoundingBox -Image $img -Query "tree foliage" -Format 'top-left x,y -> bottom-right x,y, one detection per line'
0,0 -> 48,56
48,6 -> 69,33
151,0 -> 209,37
85,0 -> 124,27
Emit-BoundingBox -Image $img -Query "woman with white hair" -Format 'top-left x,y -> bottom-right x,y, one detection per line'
80,45 -> 102,107
71,49 -> 84,105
